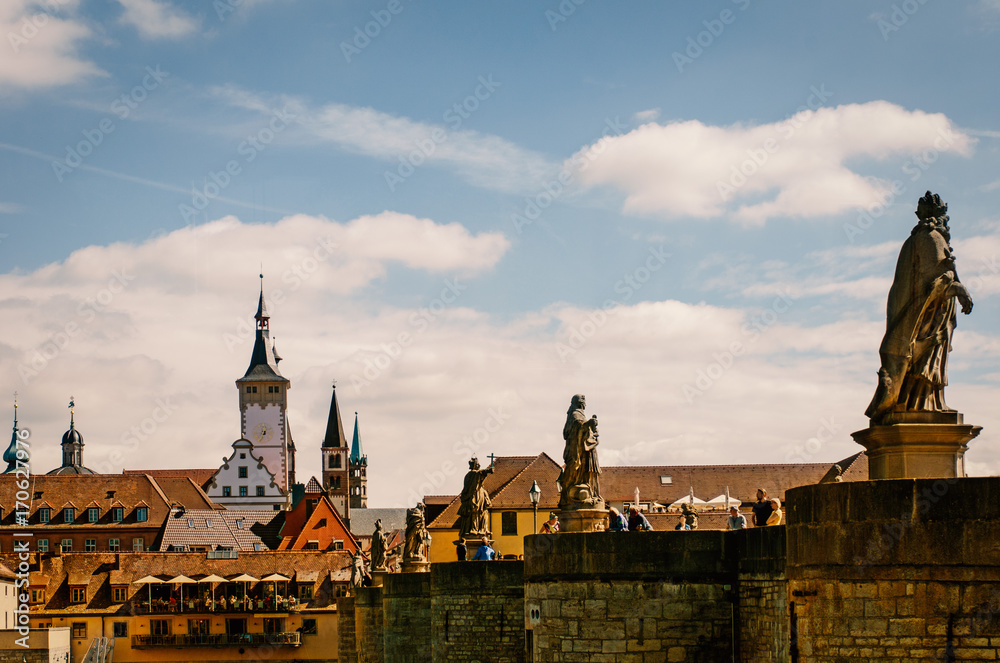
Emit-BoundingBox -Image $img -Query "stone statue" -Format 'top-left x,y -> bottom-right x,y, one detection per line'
350,549 -> 369,589
457,457 -> 494,539
557,394 -> 603,509
680,502 -> 698,530
404,502 -> 429,563
369,519 -> 387,571
866,192 -> 974,424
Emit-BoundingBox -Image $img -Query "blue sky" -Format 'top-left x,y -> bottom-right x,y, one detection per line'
2,0 -> 1000,506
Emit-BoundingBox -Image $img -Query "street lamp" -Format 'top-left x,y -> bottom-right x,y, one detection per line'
529,480 -> 541,532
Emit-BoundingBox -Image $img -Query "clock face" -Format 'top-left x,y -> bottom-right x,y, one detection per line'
253,422 -> 273,444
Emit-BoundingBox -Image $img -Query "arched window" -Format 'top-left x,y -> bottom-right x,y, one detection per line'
329,455 -> 341,469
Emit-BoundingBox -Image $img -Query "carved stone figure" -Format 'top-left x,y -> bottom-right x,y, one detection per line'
457,457 -> 494,539
680,502 -> 698,530
370,519 -> 387,571
866,192 -> 974,424
557,394 -> 603,509
404,502 -> 429,563
350,549 -> 369,588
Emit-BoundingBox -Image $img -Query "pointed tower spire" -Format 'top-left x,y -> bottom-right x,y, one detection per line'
350,412 -> 366,464
242,275 -> 284,380
2,394 -> 19,474
322,384 -> 347,448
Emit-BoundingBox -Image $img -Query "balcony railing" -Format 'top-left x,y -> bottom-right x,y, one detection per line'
133,600 -> 299,614
132,632 -> 301,648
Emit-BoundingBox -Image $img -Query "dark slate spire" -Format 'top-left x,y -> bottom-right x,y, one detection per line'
349,412 -> 366,464
322,384 -> 347,448
240,276 -> 287,383
2,396 -> 19,474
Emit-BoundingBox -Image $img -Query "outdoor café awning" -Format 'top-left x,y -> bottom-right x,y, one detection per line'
197,574 -> 227,583
168,575 -> 196,584
132,575 -> 165,585
227,574 -> 258,583
668,495 -> 708,508
705,494 -> 743,508
261,573 -> 290,582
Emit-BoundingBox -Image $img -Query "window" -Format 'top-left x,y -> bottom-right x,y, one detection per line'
85,539 -> 96,552
30,589 -> 44,603
61,539 -> 72,552
222,486 -> 232,497
71,587 -> 86,603
502,511 -> 518,536
334,540 -> 344,550
226,618 -> 246,636
246,386 -> 251,393
256,486 -> 265,496
238,466 -> 248,478
187,519 -> 194,528
108,539 -> 120,552
72,622 -> 87,639
660,475 -> 673,485
136,507 -> 148,522
253,543 -> 262,551
112,622 -> 128,638
38,508 -> 50,523
63,508 -> 74,523
112,507 -> 123,522
206,520 -> 213,529
298,585 -> 313,600
113,586 -> 128,603
235,519 -> 244,529
263,618 -> 283,634
301,618 -> 317,635
150,619 -> 170,636
330,455 -> 341,469
88,507 -> 99,522
37,539 -> 48,553
239,453 -> 246,459
189,619 -> 209,636
132,538 -> 144,552
304,541 -> 319,550
239,486 -> 248,497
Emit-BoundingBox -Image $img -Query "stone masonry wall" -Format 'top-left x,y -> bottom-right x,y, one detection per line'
383,573 -> 431,663
523,531 -> 738,662
338,595 -> 358,663
734,526 -> 788,663
430,560 -> 525,663
786,478 -> 1000,662
355,586 -> 385,663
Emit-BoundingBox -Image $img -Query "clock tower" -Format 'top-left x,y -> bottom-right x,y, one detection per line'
236,279 -> 294,496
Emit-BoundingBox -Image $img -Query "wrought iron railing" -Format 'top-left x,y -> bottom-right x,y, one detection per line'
131,632 -> 301,648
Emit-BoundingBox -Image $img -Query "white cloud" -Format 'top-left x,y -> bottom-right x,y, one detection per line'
116,0 -> 200,39
632,108 -> 661,124
570,101 -> 975,225
0,202 -> 24,213
214,86 -> 558,194
0,0 -> 104,90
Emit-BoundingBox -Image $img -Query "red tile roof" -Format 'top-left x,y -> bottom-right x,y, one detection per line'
124,469 -> 217,490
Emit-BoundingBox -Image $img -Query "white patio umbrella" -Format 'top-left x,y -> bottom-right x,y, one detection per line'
132,575 -> 165,608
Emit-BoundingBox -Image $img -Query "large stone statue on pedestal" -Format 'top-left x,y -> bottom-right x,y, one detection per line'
402,502 -> 430,572
457,457 -> 493,540
556,394 -> 607,531
854,192 -> 981,479
369,519 -> 387,572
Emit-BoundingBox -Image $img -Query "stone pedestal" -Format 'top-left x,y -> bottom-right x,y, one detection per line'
400,560 -> 430,573
556,508 -> 608,533
852,412 -> 981,480
370,570 -> 388,587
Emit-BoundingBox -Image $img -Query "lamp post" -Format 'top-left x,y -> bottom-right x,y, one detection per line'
529,480 -> 541,532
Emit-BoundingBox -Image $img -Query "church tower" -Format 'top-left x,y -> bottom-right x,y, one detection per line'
348,412 -> 367,509
47,399 -> 95,475
236,278 -> 294,495
321,385 -> 350,519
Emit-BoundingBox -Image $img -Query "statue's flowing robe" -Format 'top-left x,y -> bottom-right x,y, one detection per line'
457,468 -> 492,538
404,508 -> 425,561
866,222 -> 959,422
558,407 -> 601,503
370,528 -> 387,570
